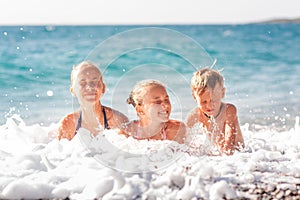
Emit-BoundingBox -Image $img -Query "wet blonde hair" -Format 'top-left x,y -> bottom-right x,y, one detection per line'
190,68 -> 224,97
127,79 -> 166,107
70,60 -> 103,86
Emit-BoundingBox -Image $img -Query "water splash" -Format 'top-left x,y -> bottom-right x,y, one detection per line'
295,116 -> 299,133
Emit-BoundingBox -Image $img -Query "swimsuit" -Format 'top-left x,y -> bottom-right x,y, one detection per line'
75,106 -> 109,135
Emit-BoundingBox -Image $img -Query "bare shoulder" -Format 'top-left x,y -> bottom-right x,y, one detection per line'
57,111 -> 80,140
103,106 -> 129,124
167,119 -> 185,128
167,119 -> 186,144
63,112 -> 80,120
225,103 -> 238,117
186,107 -> 200,128
118,120 -> 137,137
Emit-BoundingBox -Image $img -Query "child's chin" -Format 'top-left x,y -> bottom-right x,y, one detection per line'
159,116 -> 169,122
85,98 -> 98,103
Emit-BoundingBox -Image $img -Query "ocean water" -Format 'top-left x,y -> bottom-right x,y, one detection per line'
1,24 -> 300,130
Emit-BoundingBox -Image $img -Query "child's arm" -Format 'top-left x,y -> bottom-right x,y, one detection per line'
221,104 -> 244,155
174,121 -> 187,144
186,107 -> 200,128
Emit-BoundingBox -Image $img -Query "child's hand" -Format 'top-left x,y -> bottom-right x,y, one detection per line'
218,132 -> 235,155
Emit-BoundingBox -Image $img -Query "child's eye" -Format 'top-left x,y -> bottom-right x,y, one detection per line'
151,99 -> 170,105
80,81 -> 86,86
90,81 -> 98,87
154,100 -> 163,104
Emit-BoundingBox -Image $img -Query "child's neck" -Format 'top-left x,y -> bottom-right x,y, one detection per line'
139,120 -> 165,138
203,103 -> 223,120
81,101 -> 104,135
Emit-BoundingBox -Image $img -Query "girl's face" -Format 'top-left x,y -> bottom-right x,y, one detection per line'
71,66 -> 105,105
193,83 -> 225,118
138,85 -> 171,123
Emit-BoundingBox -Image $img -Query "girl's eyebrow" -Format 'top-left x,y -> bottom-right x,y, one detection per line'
79,76 -> 99,81
152,95 -> 169,99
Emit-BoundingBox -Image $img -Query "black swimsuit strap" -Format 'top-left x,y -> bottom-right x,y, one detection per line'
74,107 -> 109,135
102,106 -> 109,129
75,112 -> 82,134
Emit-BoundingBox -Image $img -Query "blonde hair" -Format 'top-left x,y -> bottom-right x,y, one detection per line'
70,60 -> 103,86
127,79 -> 166,107
190,68 -> 224,96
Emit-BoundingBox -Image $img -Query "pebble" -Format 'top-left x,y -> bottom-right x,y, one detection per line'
230,183 -> 300,200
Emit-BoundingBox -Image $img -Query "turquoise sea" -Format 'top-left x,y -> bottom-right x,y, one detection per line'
1,24 -> 299,131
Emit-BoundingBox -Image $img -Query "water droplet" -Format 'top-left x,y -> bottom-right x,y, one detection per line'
47,90 -> 54,96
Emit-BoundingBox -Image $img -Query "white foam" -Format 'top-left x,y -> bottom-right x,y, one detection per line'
0,115 -> 300,199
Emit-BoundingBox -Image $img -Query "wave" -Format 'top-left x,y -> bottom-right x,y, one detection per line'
0,114 -> 300,199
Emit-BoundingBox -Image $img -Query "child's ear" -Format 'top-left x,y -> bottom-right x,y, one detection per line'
192,91 -> 196,101
102,83 -> 106,94
70,86 -> 75,96
136,105 -> 144,116
221,88 -> 226,98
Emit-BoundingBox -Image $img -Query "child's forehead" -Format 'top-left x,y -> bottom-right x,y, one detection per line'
147,85 -> 167,93
79,66 -> 100,74
198,83 -> 223,95
76,67 -> 101,78
145,85 -> 168,96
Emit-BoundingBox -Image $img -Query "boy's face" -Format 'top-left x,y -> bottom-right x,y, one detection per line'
71,67 -> 105,104
137,85 -> 171,123
193,83 -> 225,118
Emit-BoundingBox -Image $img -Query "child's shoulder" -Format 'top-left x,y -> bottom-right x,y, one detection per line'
225,103 -> 238,115
119,120 -> 138,131
118,120 -> 138,138
168,119 -> 185,127
58,111 -> 80,140
186,107 -> 200,128
103,106 -> 129,122
60,111 -> 80,123
167,119 -> 186,144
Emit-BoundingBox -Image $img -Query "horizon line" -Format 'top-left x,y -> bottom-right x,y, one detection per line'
1,16 -> 299,26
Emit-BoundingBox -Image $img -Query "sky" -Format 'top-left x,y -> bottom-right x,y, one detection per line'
0,0 -> 299,25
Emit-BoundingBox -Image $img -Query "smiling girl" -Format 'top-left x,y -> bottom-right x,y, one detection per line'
119,79 -> 186,144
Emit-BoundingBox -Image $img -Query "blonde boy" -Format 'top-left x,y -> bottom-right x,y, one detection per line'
186,68 -> 244,155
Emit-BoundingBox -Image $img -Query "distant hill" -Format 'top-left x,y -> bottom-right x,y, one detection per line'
258,17 -> 300,24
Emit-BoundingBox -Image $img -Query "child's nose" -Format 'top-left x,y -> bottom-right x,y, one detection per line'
207,101 -> 214,109
161,101 -> 170,109
86,82 -> 96,89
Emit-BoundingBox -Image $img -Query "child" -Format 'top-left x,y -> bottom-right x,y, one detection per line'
119,79 -> 186,144
57,61 -> 128,140
186,68 -> 244,155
